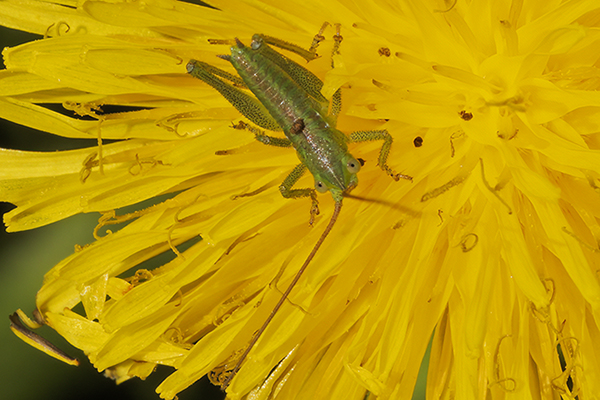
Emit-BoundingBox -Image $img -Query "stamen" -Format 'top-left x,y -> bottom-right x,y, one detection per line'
459,233 -> 478,252
432,64 -> 502,92
479,159 -> 512,214
421,175 -> 467,202
490,334 -> 516,392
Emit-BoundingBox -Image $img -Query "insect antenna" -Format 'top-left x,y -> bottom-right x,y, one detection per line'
220,200 -> 343,390
344,193 -> 420,216
344,192 -> 399,207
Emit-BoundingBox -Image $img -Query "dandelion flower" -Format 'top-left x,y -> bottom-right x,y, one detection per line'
3,0 -> 600,399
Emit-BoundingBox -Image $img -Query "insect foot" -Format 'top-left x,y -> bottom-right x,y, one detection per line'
308,195 -> 320,226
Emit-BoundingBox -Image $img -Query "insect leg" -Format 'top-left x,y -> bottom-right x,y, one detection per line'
190,60 -> 247,87
186,60 -> 281,131
255,24 -> 345,118
232,121 -> 293,147
259,21 -> 330,62
330,23 -> 343,64
255,133 -> 293,147
251,36 -> 328,104
309,21 -> 330,56
279,163 -> 320,225
326,23 -> 346,119
328,22 -> 344,120
349,130 -> 413,181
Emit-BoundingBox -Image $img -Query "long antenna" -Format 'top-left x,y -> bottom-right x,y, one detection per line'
221,200 -> 343,390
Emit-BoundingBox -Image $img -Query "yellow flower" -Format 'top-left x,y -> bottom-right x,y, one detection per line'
3,0 -> 600,399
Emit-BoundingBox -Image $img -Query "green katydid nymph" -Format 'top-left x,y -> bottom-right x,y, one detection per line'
186,23 -> 411,389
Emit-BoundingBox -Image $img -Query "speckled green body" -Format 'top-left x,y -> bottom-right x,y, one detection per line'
187,35 -> 405,204
227,39 -> 359,202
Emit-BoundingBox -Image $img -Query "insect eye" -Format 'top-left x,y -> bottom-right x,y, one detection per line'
346,157 -> 361,174
315,181 -> 328,193
251,34 -> 263,50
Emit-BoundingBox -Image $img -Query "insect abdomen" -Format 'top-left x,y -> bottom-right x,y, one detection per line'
229,45 -> 327,140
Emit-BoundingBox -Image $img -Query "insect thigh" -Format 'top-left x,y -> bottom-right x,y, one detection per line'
186,60 -> 280,131
349,129 -> 413,182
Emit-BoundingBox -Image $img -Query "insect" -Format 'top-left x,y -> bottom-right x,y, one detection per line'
186,23 -> 410,389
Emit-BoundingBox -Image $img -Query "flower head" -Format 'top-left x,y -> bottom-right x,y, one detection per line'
2,0 -> 600,399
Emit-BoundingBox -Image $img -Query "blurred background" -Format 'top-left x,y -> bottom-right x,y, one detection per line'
0,25 -> 225,400
0,23 -> 428,400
